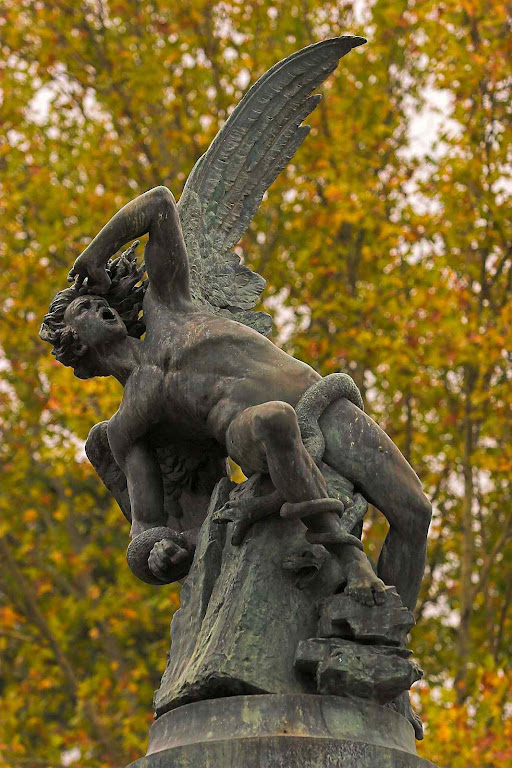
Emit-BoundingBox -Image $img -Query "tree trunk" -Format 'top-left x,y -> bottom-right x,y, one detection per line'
455,366 -> 477,703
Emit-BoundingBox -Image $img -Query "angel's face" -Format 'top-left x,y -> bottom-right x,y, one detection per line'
65,295 -> 127,348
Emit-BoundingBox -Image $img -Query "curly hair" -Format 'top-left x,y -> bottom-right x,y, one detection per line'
40,241 -> 147,379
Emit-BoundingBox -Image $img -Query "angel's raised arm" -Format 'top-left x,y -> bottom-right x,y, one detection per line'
69,186 -> 191,306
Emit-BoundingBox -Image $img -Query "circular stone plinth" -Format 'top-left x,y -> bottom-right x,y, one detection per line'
126,694 -> 439,767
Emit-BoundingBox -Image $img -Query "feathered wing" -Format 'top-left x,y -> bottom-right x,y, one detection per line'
177,35 -> 366,335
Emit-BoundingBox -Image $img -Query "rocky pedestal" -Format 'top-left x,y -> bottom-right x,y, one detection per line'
125,478 -> 439,767
152,478 -> 347,714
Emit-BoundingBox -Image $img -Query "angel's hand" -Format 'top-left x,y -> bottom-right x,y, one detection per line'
148,537 -> 191,582
68,253 -> 111,295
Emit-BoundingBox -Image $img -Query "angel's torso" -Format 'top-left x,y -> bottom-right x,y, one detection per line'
124,299 -> 320,449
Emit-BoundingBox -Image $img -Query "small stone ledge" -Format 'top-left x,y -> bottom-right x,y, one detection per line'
296,638 -> 422,704
318,586 -> 415,646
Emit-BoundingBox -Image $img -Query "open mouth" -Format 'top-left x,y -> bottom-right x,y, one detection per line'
100,307 -> 116,322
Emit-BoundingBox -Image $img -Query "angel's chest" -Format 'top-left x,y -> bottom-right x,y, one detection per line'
161,367 -> 227,422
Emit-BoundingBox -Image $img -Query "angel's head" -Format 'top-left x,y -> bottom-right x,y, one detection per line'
39,245 -> 146,379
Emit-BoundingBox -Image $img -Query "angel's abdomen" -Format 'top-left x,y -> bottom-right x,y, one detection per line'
192,341 -> 320,442
156,314 -> 319,441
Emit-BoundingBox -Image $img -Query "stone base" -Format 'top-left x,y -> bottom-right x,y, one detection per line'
127,694 -> 438,768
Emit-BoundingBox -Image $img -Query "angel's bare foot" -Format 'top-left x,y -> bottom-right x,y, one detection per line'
344,556 -> 387,607
214,489 -> 283,545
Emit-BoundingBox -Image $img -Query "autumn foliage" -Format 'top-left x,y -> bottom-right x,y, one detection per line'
1,1 -> 511,766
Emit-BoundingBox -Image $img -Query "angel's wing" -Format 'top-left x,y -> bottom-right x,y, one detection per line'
177,35 -> 366,335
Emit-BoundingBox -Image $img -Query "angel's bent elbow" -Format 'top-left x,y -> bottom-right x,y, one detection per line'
149,185 -> 176,207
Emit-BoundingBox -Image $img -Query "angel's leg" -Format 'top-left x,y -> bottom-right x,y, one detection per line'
225,402 -> 385,603
226,401 -> 349,543
320,398 -> 432,613
227,401 -> 327,501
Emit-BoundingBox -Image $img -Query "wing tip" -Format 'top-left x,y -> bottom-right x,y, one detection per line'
300,35 -> 366,64
343,35 -> 368,48
332,34 -> 368,53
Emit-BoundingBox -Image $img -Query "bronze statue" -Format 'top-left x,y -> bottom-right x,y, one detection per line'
40,36 -> 432,748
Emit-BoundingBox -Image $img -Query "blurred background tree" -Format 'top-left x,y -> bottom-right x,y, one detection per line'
0,1 -> 510,766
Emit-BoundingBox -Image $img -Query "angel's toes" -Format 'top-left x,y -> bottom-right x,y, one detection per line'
345,582 -> 375,607
345,574 -> 386,606
372,578 -> 387,605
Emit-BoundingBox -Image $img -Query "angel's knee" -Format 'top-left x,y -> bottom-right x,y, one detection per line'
409,493 -> 432,543
149,185 -> 175,204
147,185 -> 177,216
391,489 -> 431,545
253,401 -> 300,446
